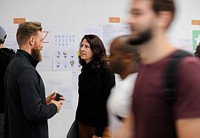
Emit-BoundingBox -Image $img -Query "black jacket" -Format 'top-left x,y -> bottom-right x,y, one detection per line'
4,50 -> 57,138
76,59 -> 115,137
0,48 -> 15,114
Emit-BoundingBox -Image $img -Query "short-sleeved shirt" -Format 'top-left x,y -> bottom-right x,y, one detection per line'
132,50 -> 200,138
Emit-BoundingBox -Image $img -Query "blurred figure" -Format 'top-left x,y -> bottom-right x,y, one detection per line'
0,26 -> 15,138
106,35 -> 140,137
4,22 -> 64,138
76,34 -> 115,138
115,0 -> 200,138
194,42 -> 200,58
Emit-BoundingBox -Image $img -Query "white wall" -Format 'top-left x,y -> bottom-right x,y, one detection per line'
168,0 -> 200,51
0,0 -> 200,138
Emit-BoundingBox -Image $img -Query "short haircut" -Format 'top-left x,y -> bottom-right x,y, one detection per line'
16,22 -> 42,46
152,0 -> 176,27
116,35 -> 141,63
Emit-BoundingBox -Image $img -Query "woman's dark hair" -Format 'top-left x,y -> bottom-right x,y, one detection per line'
194,43 -> 200,58
79,34 -> 107,70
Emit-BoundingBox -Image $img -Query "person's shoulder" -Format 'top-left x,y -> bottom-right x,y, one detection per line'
168,49 -> 196,66
0,47 -> 15,54
0,48 -> 15,59
8,52 -> 32,70
101,64 -> 113,74
179,56 -> 200,72
181,56 -> 200,65
127,73 -> 138,81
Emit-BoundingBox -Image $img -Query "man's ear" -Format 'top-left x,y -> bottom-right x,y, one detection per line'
29,36 -> 34,47
122,53 -> 133,63
157,11 -> 172,29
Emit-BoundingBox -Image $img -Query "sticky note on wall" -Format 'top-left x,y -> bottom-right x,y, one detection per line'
191,20 -> 200,25
109,17 -> 120,23
13,18 -> 26,24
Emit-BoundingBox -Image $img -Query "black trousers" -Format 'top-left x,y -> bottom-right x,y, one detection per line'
0,114 -> 4,138
77,121 -> 111,138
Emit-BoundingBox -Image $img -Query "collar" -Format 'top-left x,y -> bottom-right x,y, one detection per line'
17,49 -> 39,68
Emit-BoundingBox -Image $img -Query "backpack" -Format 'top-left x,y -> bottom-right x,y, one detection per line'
164,50 -> 193,104
164,50 -> 193,137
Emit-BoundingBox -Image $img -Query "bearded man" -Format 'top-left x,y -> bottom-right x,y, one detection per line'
4,22 -> 64,138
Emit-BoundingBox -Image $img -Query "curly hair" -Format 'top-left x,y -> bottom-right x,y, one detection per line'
194,43 -> 200,58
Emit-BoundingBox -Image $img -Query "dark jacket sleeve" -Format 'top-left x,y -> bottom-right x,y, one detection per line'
17,68 -> 57,121
94,66 -> 115,137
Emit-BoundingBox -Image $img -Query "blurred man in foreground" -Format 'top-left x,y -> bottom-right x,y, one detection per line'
115,0 -> 200,138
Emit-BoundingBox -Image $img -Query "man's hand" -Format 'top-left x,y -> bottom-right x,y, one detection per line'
46,92 -> 65,112
46,92 -> 56,104
50,100 -> 63,113
46,92 -> 65,104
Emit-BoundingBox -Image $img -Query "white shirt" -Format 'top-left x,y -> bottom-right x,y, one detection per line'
107,73 -> 137,137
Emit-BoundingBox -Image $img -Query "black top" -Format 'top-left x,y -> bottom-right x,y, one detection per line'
0,48 -> 15,114
4,49 -> 57,138
76,59 -> 115,137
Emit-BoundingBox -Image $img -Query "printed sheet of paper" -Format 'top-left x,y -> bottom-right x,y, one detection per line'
53,34 -> 81,71
43,71 -> 77,109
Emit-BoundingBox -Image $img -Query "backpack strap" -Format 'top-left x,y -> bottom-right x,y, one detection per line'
164,50 -> 192,105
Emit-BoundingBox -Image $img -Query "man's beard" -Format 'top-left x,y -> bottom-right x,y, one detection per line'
129,28 -> 152,45
31,48 -> 42,61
